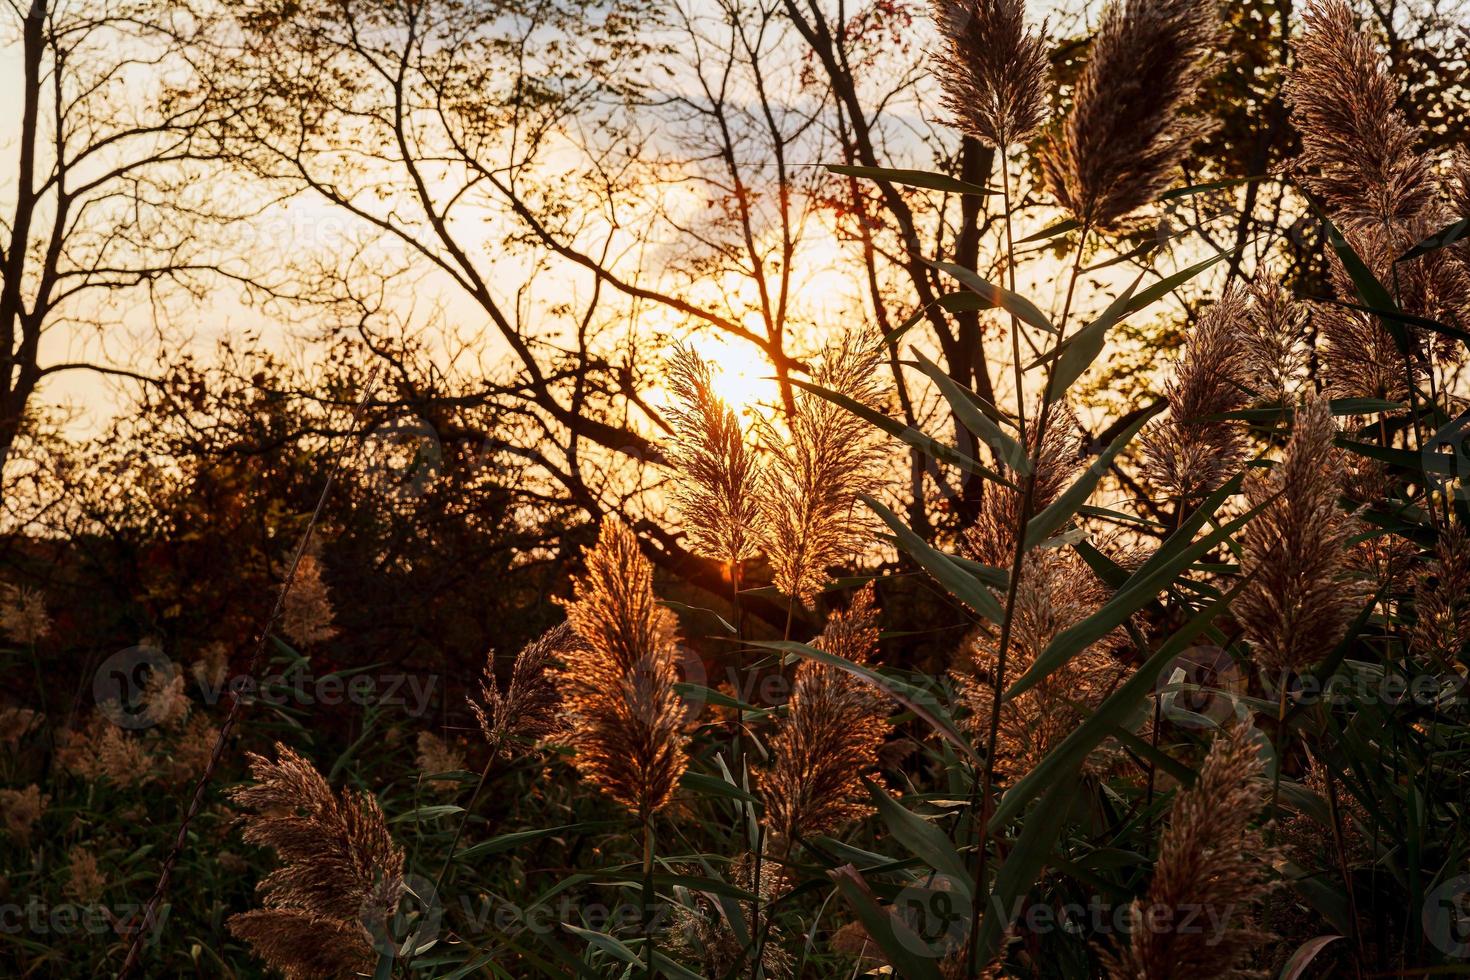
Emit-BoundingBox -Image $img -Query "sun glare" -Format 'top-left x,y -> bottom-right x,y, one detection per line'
685,337 -> 780,414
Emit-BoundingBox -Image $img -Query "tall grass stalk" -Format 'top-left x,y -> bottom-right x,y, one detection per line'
968,216 -> 1091,973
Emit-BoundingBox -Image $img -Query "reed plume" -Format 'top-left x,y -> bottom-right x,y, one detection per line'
952,548 -> 1128,778
281,548 -> 338,647
57,716 -> 150,786
1410,521 -> 1470,663
1285,0 -> 1435,230
965,401 -> 1081,568
1448,149 -> 1470,268
227,744 -> 405,980
665,344 -> 767,572
415,731 -> 467,792
1141,286 -> 1252,502
1099,722 -> 1277,979
66,846 -> 106,904
1236,395 -> 1366,676
1288,1 -> 1470,386
759,332 -> 886,606
1315,218 -> 1470,400
930,0 -> 1050,148
1041,0 -> 1220,230
760,584 -> 888,845
0,706 -> 40,744
669,854 -> 793,978
0,783 -> 48,845
470,623 -> 570,752
557,519 -> 688,823
1238,278 -> 1309,404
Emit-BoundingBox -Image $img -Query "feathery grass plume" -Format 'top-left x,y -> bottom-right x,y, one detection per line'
1288,1 -> 1470,377
557,519 -> 688,822
143,668 -> 191,729
964,401 -> 1081,567
1141,286 -> 1252,501
1316,303 -> 1411,402
0,583 -> 50,644
1448,149 -> 1470,268
0,707 -> 40,744
665,344 -> 767,571
66,847 -> 107,904
1411,521 -> 1470,663
1040,0 -> 1220,230
0,784 -> 48,845
760,584 -> 888,845
952,548 -> 1128,778
191,642 -> 230,692
668,854 -> 793,978
415,731 -> 467,794
1285,0 -> 1435,230
1239,278 -> 1309,404
470,623 -> 571,751
759,331 -> 887,606
57,717 -> 150,786
1279,754 -> 1370,869
930,0 -> 1050,148
164,713 -> 222,782
1099,722 -> 1278,979
1236,395 -> 1367,676
281,547 -> 338,647
1316,217 -> 1470,401
227,744 -> 406,980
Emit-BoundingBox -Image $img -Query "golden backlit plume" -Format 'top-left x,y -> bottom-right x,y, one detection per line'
760,585 -> 888,845
557,520 -> 688,822
1042,0 -> 1220,230
665,344 -> 768,571
227,744 -> 405,980
759,332 -> 887,605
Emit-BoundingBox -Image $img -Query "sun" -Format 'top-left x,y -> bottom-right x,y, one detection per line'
685,336 -> 780,414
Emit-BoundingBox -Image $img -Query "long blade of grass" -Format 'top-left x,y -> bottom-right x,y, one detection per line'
1007,473 -> 1253,700
826,163 -> 994,196
790,378 -> 1013,487
828,866 -> 945,980
992,573 -> 1254,826
1022,405 -> 1162,550
931,260 -> 1056,334
866,779 -> 973,897
865,495 -> 1006,623
912,351 -> 1029,472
